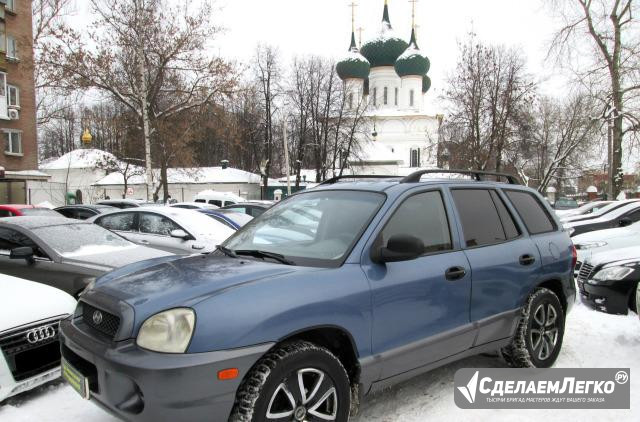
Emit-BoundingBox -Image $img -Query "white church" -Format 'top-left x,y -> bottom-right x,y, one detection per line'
336,0 -> 442,175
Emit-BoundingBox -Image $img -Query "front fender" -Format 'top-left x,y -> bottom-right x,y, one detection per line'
188,264 -> 373,358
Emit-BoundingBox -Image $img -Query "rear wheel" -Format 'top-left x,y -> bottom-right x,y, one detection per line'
501,288 -> 565,368
230,341 -> 351,422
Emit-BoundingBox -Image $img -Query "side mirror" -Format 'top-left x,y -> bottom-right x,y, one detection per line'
10,246 -> 35,263
619,217 -> 632,227
371,234 -> 424,263
170,229 -> 190,240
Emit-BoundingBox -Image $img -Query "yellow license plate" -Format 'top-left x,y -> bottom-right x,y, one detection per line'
62,358 -> 90,400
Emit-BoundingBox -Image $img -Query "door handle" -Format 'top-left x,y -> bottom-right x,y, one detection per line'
519,254 -> 536,266
445,266 -> 466,281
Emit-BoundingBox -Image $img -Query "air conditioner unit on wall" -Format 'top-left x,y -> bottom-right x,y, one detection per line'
8,109 -> 19,120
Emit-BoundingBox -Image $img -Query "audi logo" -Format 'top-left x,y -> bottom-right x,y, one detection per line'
26,325 -> 56,344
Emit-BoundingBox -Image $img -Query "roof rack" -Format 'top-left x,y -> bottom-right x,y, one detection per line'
400,169 -> 521,185
319,175 -> 402,186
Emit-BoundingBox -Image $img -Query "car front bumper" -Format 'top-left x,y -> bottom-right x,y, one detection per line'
59,317 -> 273,422
577,278 -> 636,315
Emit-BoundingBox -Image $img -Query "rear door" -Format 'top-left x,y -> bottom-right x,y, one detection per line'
449,188 -> 542,345
135,212 -> 191,254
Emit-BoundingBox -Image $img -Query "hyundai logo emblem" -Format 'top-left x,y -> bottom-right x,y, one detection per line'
26,325 -> 56,344
92,310 -> 103,325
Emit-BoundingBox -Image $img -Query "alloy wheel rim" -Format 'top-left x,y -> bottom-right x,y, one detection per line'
266,368 -> 338,421
530,302 -> 559,361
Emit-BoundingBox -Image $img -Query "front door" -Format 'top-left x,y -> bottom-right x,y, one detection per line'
363,189 -> 473,379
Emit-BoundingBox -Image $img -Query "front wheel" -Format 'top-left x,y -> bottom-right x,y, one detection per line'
501,287 -> 565,368
230,341 -> 351,422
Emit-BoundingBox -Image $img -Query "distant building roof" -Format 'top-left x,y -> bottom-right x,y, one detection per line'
40,149 -> 117,170
93,166 -> 263,186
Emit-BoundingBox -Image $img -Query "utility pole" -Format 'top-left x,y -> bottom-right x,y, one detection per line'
283,119 -> 291,195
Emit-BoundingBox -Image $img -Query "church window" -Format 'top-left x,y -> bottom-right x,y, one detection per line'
383,87 -> 388,105
394,87 -> 398,106
410,90 -> 415,107
373,88 -> 377,107
410,148 -> 421,168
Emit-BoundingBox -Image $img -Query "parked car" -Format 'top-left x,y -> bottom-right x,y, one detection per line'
0,274 -> 77,402
576,246 -> 640,315
89,207 -> 236,254
636,282 -> 640,316
170,202 -> 219,210
573,220 -> 640,276
194,190 -> 245,207
95,199 -> 157,209
553,197 -> 578,210
555,200 -> 612,218
54,204 -> 116,220
198,209 -> 253,229
222,201 -> 272,217
0,217 -> 171,297
560,199 -> 640,223
0,204 -> 61,218
60,170 -> 574,421
565,201 -> 640,237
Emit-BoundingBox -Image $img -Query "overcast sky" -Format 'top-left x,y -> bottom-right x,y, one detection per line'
72,0 -> 568,104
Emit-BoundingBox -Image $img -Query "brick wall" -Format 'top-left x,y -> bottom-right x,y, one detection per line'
0,0 -> 38,171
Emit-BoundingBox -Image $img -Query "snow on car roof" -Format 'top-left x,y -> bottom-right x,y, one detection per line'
0,216 -> 85,229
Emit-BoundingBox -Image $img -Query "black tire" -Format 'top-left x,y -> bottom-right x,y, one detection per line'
229,340 -> 351,422
501,288 -> 565,368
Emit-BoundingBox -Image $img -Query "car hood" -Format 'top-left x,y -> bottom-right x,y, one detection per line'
61,245 -> 172,271
90,254 -> 319,323
587,246 -> 640,267
0,275 -> 76,332
573,226 -> 638,245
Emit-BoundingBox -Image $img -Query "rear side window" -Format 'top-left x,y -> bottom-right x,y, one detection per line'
505,190 -> 556,235
98,213 -> 136,232
381,191 -> 452,254
209,200 -> 222,207
490,191 -> 520,239
452,189 -> 508,247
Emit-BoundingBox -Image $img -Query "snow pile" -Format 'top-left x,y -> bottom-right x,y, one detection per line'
1,303 -> 637,421
94,166 -> 263,186
40,149 -> 118,170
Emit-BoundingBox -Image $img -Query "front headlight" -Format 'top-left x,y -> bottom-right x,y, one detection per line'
137,308 -> 195,353
588,266 -> 634,284
575,241 -> 608,250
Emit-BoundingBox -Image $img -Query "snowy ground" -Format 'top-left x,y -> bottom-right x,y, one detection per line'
1,302 -> 638,422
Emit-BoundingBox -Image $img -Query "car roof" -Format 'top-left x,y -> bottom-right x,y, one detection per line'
0,204 -> 35,210
56,204 -> 114,210
309,177 -> 528,194
0,216 -> 87,229
225,202 -> 270,208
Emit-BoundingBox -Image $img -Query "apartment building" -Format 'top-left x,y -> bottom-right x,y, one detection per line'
0,0 -> 44,204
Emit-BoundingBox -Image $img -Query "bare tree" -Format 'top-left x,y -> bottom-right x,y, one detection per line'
547,0 -> 640,196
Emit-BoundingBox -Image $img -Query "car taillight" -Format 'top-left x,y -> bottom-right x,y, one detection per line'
571,244 -> 577,270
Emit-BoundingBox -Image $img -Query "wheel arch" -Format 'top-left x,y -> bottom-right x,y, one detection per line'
535,278 -> 568,313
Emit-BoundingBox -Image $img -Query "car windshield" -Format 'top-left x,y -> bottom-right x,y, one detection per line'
21,208 -> 60,217
32,223 -> 135,257
223,190 -> 385,267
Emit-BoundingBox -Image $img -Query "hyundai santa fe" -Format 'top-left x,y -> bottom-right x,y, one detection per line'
59,170 -> 576,422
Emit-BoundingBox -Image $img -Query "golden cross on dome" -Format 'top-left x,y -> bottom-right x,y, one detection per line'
357,26 -> 365,47
409,0 -> 419,29
348,1 -> 358,33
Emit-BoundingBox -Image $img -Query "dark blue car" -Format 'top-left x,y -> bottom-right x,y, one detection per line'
60,170 -> 576,422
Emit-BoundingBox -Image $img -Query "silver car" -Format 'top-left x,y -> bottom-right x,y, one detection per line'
89,207 -> 236,254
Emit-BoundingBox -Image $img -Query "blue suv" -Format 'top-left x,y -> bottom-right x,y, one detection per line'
60,170 -> 576,422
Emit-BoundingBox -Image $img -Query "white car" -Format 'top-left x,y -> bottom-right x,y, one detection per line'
0,274 -> 76,402
573,221 -> 640,274
169,202 -> 219,210
194,190 -> 245,207
555,201 -> 612,219
89,207 -> 236,254
561,199 -> 639,223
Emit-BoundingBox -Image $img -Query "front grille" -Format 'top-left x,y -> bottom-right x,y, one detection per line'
578,263 -> 595,284
0,319 -> 63,382
82,303 -> 120,339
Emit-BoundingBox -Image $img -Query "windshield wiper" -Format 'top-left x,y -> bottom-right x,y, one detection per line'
217,245 -> 238,258
234,249 -> 294,265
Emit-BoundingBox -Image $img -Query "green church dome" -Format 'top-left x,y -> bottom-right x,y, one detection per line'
422,75 -> 431,93
395,29 -> 430,77
360,2 -> 408,68
336,33 -> 371,80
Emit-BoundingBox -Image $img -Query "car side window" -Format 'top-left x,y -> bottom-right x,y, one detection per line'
56,208 -> 75,218
626,208 -> 640,222
0,209 -> 11,217
209,200 -> 223,207
0,227 -> 47,258
76,209 -> 96,220
98,213 -> 136,232
490,190 -> 520,239
139,213 -> 180,236
380,191 -> 452,254
451,189 -> 508,247
227,206 -> 246,214
251,208 -> 265,217
505,190 -> 556,234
